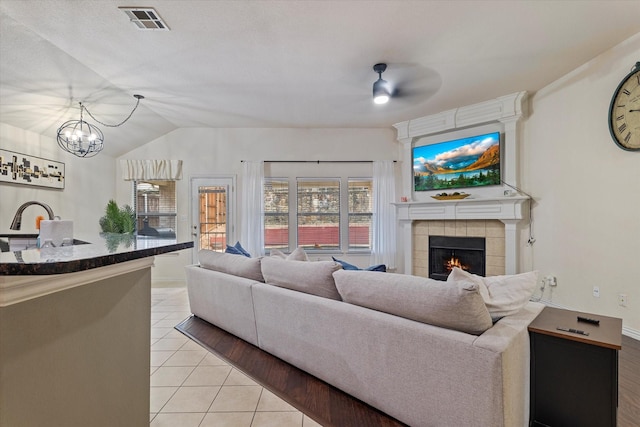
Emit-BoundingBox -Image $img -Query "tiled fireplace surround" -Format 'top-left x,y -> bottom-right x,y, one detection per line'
412,219 -> 505,278
393,92 -> 530,277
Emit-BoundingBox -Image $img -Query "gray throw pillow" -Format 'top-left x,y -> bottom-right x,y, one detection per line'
333,269 -> 493,335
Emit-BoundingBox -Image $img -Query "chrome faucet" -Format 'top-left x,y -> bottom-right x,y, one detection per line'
10,201 -> 55,230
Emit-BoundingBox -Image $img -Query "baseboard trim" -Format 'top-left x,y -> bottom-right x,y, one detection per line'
538,299 -> 640,341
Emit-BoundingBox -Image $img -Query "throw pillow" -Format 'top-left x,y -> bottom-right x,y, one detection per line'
447,267 -> 538,320
225,241 -> 251,257
332,257 -> 386,272
333,270 -> 492,335
198,250 -> 264,282
261,256 -> 342,300
270,247 -> 309,261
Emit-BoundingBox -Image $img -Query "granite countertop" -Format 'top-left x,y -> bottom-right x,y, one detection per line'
0,234 -> 194,275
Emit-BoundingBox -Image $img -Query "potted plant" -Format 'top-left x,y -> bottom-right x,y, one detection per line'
99,200 -> 135,251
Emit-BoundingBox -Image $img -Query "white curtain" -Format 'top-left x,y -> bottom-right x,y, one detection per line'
120,159 -> 183,180
241,161 -> 264,257
370,160 -> 397,269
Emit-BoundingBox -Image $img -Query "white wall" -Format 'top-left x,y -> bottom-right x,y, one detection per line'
0,123 -> 114,241
522,33 -> 640,333
116,128 -> 398,283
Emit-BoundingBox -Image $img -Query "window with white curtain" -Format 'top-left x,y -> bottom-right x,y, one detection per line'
262,176 -> 372,253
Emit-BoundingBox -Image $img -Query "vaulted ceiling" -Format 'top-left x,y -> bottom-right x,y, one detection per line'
1,0 -> 639,157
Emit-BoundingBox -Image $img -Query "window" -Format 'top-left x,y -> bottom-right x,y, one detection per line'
297,179 -> 340,251
264,179 -> 289,250
134,180 -> 177,241
263,176 -> 372,253
348,179 -> 373,251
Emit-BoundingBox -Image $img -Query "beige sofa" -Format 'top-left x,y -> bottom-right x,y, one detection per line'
185,251 -> 544,427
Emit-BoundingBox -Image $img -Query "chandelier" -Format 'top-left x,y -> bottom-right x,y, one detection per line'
57,94 -> 144,158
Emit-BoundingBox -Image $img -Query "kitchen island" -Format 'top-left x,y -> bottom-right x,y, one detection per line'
0,235 -> 193,427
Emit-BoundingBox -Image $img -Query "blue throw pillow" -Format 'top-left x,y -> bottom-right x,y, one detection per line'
365,264 -> 387,272
332,257 -> 386,272
234,241 -> 251,257
225,241 -> 251,257
332,257 -> 360,270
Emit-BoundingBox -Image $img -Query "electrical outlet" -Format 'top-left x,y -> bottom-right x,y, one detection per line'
544,275 -> 557,287
618,293 -> 627,307
593,286 -> 600,298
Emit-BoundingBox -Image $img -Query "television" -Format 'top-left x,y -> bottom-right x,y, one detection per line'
413,131 -> 501,192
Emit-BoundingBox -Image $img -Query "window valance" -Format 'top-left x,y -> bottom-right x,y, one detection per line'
120,159 -> 183,181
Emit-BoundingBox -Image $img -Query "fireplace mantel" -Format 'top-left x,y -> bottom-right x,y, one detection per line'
394,196 -> 529,222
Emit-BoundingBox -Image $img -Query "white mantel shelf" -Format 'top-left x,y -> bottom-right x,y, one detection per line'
394,196 -> 529,222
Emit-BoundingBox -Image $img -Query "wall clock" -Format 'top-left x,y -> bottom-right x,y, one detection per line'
608,62 -> 640,151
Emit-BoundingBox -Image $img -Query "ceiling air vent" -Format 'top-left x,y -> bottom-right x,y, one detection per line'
119,7 -> 170,31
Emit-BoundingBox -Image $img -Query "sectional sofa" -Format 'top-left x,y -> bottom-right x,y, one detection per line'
185,250 -> 544,427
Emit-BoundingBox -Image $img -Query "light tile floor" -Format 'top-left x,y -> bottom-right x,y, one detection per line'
150,287 -> 323,427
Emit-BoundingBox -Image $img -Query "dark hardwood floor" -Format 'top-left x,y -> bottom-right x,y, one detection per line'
176,316 -> 640,427
175,316 -> 406,427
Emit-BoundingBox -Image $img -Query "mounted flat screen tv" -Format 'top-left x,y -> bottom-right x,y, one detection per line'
413,131 -> 501,192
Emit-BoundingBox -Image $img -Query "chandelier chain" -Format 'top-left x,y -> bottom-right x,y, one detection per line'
82,96 -> 142,128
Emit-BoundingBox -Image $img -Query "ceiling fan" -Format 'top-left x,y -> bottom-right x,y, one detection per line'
371,62 -> 440,105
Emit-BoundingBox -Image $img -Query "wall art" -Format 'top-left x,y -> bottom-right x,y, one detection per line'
0,149 -> 65,189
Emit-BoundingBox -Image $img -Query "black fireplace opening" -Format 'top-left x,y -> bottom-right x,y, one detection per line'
428,236 -> 485,281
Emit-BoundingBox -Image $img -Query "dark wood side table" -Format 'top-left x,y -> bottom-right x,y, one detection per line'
528,306 -> 622,427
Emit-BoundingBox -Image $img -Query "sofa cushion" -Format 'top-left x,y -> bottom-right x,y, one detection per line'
269,247 -> 309,261
198,249 -> 264,282
333,270 -> 493,335
447,267 -> 538,320
261,256 -> 342,300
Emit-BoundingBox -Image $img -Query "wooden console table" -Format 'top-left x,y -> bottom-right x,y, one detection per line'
528,306 -> 622,427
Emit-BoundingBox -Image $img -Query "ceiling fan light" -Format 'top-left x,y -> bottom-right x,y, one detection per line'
373,78 -> 390,104
374,94 -> 390,104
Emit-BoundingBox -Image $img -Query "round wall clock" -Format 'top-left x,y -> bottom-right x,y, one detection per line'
608,62 -> 640,151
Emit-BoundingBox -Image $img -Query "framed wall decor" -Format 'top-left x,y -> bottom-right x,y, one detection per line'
0,149 -> 65,189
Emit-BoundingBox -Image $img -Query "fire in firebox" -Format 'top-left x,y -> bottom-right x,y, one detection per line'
446,256 -> 469,271
429,235 -> 485,281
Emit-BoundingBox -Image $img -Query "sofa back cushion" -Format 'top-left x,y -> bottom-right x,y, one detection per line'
198,250 -> 264,282
261,257 -> 342,300
333,270 -> 493,335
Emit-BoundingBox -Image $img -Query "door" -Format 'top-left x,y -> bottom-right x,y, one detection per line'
191,177 -> 235,261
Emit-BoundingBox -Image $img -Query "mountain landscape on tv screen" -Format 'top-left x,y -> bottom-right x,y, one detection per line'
413,133 -> 500,191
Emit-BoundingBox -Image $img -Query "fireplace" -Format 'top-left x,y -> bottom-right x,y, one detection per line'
428,236 -> 485,281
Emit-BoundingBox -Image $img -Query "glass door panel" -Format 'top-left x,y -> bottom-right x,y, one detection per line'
198,186 -> 227,251
191,177 -> 235,261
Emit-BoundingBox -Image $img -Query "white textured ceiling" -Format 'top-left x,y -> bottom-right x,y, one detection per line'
1,0 -> 639,157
